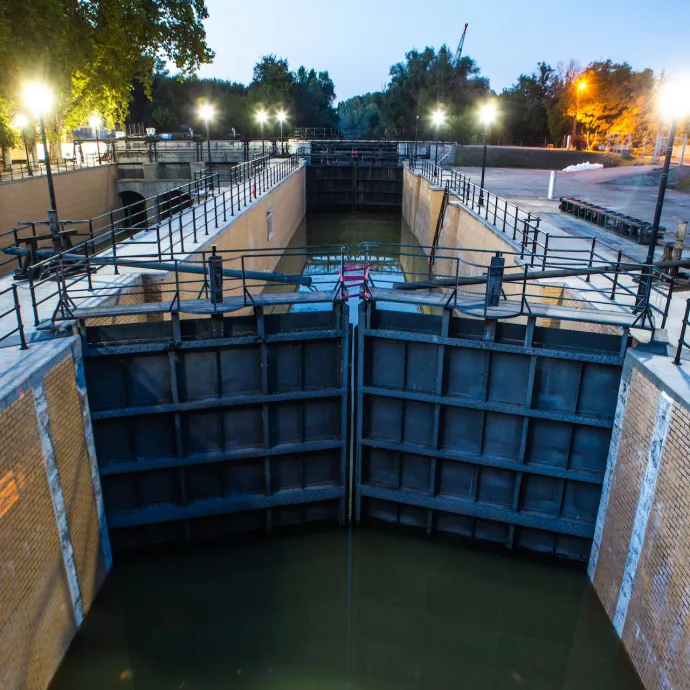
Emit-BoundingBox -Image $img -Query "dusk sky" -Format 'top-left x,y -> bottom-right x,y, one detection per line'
197,0 -> 689,102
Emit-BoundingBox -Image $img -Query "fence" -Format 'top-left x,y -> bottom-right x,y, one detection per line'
0,153 -> 109,184
411,159 -> 673,330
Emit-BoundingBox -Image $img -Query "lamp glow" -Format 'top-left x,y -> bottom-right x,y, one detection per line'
199,103 -> 214,122
256,110 -> 269,125
23,83 -> 53,116
89,114 -> 101,129
479,102 -> 498,126
14,114 -> 28,129
578,81 -> 587,91
658,80 -> 690,121
431,109 -> 446,127
276,110 -> 287,123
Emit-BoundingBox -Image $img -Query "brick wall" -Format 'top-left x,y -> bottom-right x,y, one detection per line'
589,352 -> 690,690
0,338 -> 111,690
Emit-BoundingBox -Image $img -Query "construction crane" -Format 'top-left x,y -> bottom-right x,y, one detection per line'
454,23 -> 469,63
437,23 -> 469,101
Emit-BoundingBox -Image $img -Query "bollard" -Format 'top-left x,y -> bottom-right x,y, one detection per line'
208,245 -> 223,304
547,171 -> 557,200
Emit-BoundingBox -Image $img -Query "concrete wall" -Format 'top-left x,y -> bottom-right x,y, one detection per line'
453,146 -> 619,170
0,338 -> 111,690
588,352 -> 690,690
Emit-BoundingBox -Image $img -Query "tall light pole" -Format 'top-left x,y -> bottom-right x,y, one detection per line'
256,110 -> 268,157
571,81 -> 586,149
199,103 -> 214,165
24,83 -> 57,215
478,102 -> 498,207
637,80 -> 690,310
431,108 -> 446,166
13,114 -> 32,176
277,110 -> 287,155
89,113 -> 101,165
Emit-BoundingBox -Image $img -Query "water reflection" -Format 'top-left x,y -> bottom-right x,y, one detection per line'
50,529 -> 642,690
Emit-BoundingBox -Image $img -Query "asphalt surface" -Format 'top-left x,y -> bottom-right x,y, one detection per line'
451,165 -> 690,262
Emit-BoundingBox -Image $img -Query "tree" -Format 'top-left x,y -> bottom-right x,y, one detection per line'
0,0 -> 213,153
339,46 -> 491,142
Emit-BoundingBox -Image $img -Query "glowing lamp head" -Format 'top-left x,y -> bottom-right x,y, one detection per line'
431,109 -> 446,128
23,83 -> 53,116
89,114 -> 101,129
658,80 -> 690,121
256,110 -> 269,125
199,103 -> 214,122
578,81 -> 587,91
14,114 -> 29,129
479,102 -> 498,126
276,110 -> 287,123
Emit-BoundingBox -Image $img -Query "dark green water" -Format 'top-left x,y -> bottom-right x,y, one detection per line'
51,213 -> 642,690
51,529 -> 642,690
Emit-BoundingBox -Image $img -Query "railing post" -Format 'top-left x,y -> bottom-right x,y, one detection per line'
204,199 -> 208,235
585,237 -> 596,282
214,193 -> 219,228
674,299 -> 690,365
12,285 -> 28,350
542,233 -> 549,270
192,205 -> 197,242
610,250 -> 622,300
179,211 -> 185,253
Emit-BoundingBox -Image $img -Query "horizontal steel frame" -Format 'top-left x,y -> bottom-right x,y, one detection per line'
355,301 -> 623,557
107,486 -> 344,529
85,305 -> 350,542
358,485 -> 594,538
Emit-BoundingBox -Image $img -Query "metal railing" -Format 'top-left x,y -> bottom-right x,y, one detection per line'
674,299 -> 690,365
1,155 -> 302,332
0,284 -> 27,349
0,153 -> 110,183
410,159 -> 674,330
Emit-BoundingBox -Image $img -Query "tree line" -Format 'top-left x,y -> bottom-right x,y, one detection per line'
130,56 -> 337,139
0,2 -> 681,157
338,49 -> 682,148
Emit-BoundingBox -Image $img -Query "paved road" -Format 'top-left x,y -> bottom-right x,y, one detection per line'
451,165 -> 690,261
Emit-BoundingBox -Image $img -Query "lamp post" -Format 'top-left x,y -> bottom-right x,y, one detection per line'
199,103 -> 214,165
89,114 -> 101,165
414,114 -> 419,156
637,80 -> 690,311
478,102 -> 498,207
13,114 -> 32,176
277,110 -> 287,155
23,83 -> 57,214
571,81 -> 586,149
431,108 -> 446,166
257,111 -> 268,157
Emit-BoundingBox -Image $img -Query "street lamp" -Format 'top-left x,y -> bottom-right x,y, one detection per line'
89,113 -> 101,165
199,103 -> 214,164
23,83 -> 57,214
571,81 -> 586,148
13,114 -> 32,176
276,110 -> 287,155
256,110 -> 268,156
431,108 -> 446,165
478,101 -> 498,206
637,79 -> 690,311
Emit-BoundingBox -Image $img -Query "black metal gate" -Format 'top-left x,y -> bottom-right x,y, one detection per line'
83,305 -> 349,551
354,301 -> 625,561
83,296 -> 625,560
